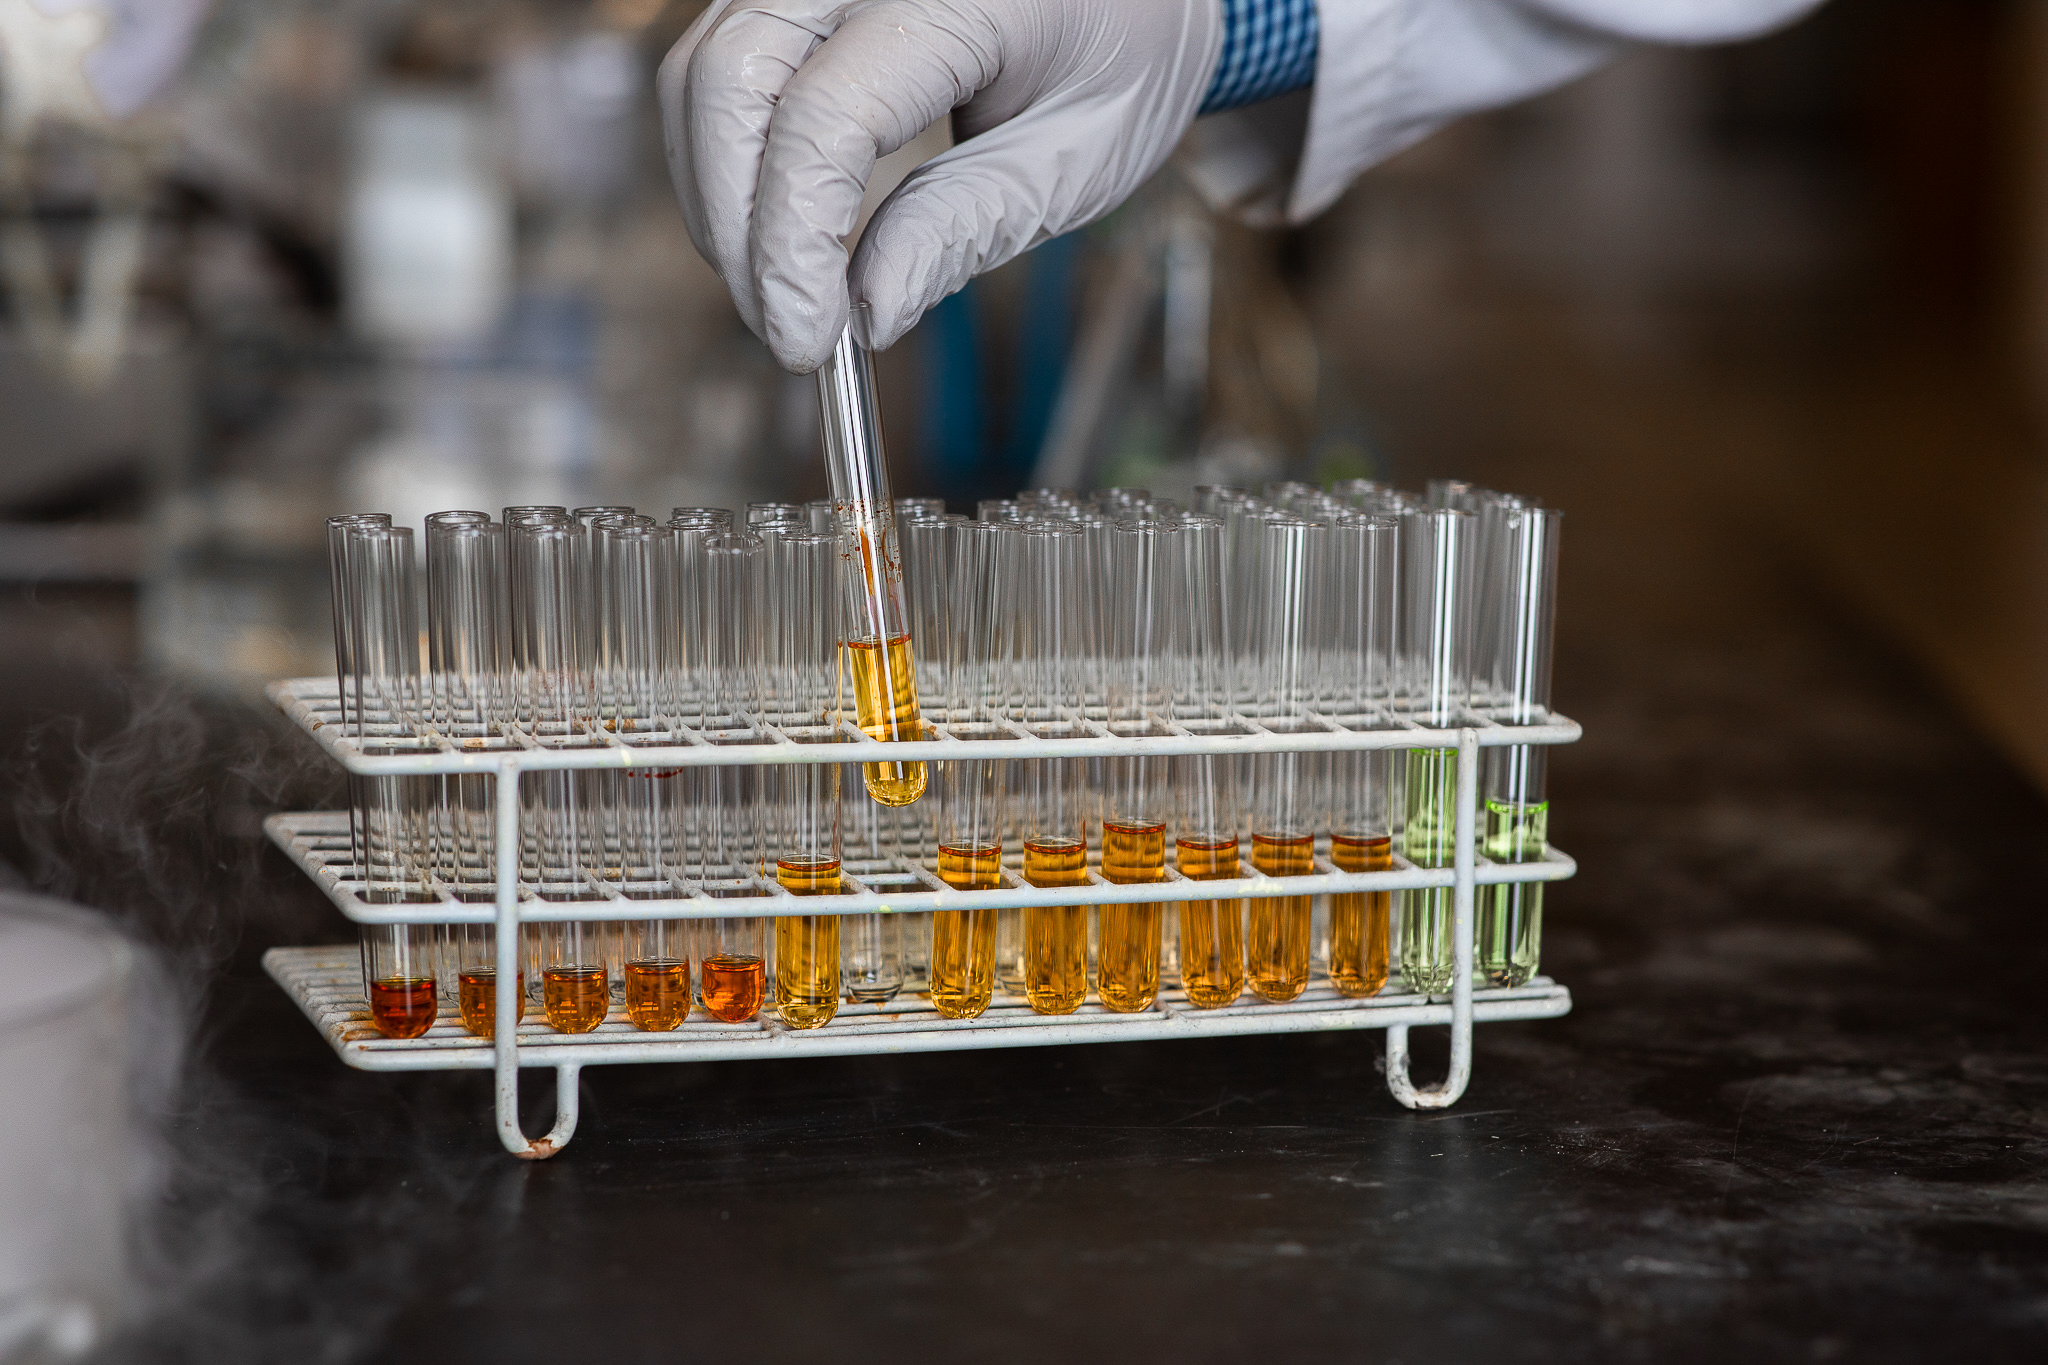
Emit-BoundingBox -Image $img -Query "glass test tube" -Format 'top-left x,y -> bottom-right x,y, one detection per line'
767,528 -> 900,1008
818,308 -> 927,806
931,745 -> 1002,1019
1399,507 -> 1476,995
600,523 -> 691,1030
1325,516 -> 1400,997
426,515 -> 526,1034
510,518 -> 614,1032
1098,521 -> 1178,1012
1172,516 -> 1244,1008
345,522 -> 442,1038
1008,524 -> 1091,1014
1246,517 -> 1325,1003
698,533 -> 768,1021
926,522 -> 1021,1018
1479,506 -> 1560,986
768,531 -> 843,1028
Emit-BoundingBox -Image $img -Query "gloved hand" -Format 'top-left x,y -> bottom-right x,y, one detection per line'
660,0 -> 1223,372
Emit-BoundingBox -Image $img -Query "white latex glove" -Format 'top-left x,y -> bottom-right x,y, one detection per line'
659,0 -> 1223,372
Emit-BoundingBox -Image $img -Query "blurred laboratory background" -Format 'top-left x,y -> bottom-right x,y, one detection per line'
1,0 -> 2039,773
5,0 -> 2048,1358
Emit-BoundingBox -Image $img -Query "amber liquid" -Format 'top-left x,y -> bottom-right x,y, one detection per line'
933,842 -> 1000,1019
457,970 -> 526,1038
1099,819 -> 1166,1013
1329,833 -> 1392,998
1023,836 -> 1089,1015
700,954 -> 765,1022
625,958 -> 691,1031
1249,832 -> 1314,1002
776,857 -> 842,1029
843,634 -> 928,806
542,966 -> 609,1033
369,976 -> 436,1039
1177,837 -> 1244,1009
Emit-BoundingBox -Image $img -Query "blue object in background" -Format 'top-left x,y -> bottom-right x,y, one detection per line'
919,232 -> 1079,505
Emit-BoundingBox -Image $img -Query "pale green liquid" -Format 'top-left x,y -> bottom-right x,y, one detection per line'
1479,799 -> 1547,987
1399,749 -> 1457,993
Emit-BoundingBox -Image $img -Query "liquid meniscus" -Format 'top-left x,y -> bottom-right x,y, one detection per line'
937,841 -> 1002,891
1249,832 -> 1313,1002
457,969 -> 526,1038
844,634 -> 928,807
700,953 -> 765,1022
1328,833 -> 1392,998
625,958 -> 691,1031
1101,819 -> 1166,885
1176,836 -> 1243,1009
369,976 -> 436,1039
1023,836 -> 1088,1015
542,966 -> 609,1033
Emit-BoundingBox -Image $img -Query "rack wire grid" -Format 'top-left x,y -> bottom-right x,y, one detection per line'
263,677 -> 1580,1158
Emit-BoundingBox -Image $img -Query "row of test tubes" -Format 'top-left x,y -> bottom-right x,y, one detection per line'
326,475 -> 1558,1042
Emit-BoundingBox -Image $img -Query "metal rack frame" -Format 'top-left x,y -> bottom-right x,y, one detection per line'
263,678 -> 1580,1159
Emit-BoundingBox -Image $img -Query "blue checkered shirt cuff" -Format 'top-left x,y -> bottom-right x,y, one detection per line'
1199,0 -> 1319,114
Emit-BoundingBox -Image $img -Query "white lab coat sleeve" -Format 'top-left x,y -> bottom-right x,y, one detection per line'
1179,0 -> 1828,226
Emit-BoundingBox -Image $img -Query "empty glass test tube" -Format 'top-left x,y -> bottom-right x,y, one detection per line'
1479,506 -> 1560,987
1324,515 -> 1400,997
1098,521 -> 1179,1012
819,308 -> 927,807
1399,507 -> 1476,995
1246,517 -> 1325,1003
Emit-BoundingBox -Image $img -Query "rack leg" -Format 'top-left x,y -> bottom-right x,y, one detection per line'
496,1062 -> 581,1160
1384,728 -> 1479,1110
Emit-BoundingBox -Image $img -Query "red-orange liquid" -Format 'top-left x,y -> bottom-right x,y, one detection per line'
1329,833 -> 1392,997
542,966 -> 609,1033
701,953 -> 765,1022
369,976 -> 436,1039
625,958 -> 690,1031
457,970 -> 526,1037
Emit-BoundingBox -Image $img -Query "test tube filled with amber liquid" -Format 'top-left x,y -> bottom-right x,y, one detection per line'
362,924 -> 439,1039
1001,521 -> 1093,1013
818,311 -> 927,806
1324,515 -> 1399,997
773,752 -> 842,1028
930,646 -> 1003,1023
1097,521 -> 1178,1012
1173,518 -> 1243,1008
1246,517 -> 1326,1003
447,923 -> 525,1037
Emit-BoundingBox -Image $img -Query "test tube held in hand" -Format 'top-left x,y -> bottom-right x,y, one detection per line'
817,308 -> 928,807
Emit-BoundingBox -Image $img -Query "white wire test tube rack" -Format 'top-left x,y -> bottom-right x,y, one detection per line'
262,677 -> 1580,1158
